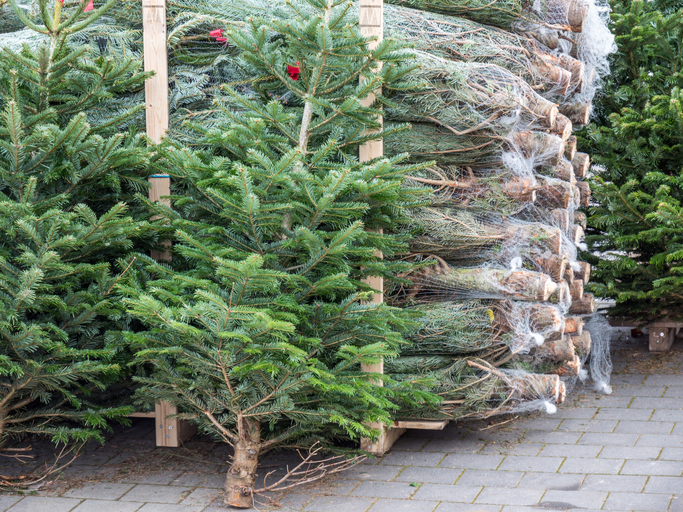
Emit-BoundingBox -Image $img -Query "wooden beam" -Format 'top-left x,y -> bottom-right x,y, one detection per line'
143,0 -> 195,447
395,420 -> 449,430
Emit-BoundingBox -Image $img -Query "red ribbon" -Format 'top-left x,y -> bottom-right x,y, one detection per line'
287,62 -> 300,81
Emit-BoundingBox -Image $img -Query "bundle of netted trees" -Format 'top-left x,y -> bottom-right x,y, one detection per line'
0,0 -> 611,423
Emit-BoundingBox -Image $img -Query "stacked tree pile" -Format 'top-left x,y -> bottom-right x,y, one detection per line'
0,0 -> 613,422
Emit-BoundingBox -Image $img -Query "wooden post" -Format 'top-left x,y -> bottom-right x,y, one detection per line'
358,0 -> 405,456
143,0 -> 196,447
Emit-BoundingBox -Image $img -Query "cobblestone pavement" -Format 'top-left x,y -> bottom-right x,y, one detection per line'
1,331 -> 682,512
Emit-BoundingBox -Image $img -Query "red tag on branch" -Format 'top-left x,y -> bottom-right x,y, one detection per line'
210,29 -> 227,43
287,62 -> 300,81
84,0 -> 94,11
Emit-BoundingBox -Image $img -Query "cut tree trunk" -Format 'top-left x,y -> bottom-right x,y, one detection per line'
574,261 -> 591,284
574,211 -> 587,229
572,152 -> 590,179
570,279 -> 584,300
571,330 -> 592,357
536,176 -> 576,209
559,101 -> 590,125
567,0 -> 589,32
512,131 -> 565,166
551,354 -> 582,377
550,208 -> 570,232
225,419 -> 261,508
535,254 -> 568,281
540,159 -> 576,184
568,292 -> 595,314
577,181 -> 591,206
549,279 -> 569,305
526,303 -> 566,333
573,224 -> 584,245
534,334 -> 576,362
551,113 -> 573,140
564,135 -> 577,161
533,60 -> 572,95
564,316 -> 584,335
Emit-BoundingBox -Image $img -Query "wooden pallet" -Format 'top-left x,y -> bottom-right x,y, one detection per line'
608,318 -> 682,352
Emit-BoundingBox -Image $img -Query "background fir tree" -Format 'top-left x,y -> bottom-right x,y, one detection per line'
118,0 -> 437,505
579,0 -> 683,321
0,0 -> 153,450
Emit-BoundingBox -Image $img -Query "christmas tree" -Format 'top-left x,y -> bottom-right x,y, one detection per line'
581,0 -> 683,321
117,0 -> 436,506
0,0 -> 152,452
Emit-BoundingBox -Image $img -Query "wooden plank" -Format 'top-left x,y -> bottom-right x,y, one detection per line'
129,412 -> 156,418
143,0 -> 195,447
358,0 -> 400,456
395,420 -> 449,430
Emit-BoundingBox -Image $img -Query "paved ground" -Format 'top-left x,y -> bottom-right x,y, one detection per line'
1,329 -> 682,512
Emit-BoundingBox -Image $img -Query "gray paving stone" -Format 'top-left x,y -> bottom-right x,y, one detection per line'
119,471 -> 183,485
6,497 -> 81,512
502,507 -> 565,512
411,483 -> 482,503
513,418 -> 563,431
581,474 -> 647,492
559,457 -> 624,475
644,476 -> 681,494
631,397 -> 683,409
169,471 -> 224,488
517,472 -> 584,491
651,409 -> 683,422
71,502 -> 142,512
455,469 -> 523,488
136,505 -> 205,512
598,445 -> 661,459
381,452 -> 446,467
0,497 -> 22,511
538,444 -> 602,458
594,408 -> 654,421
434,504 -> 501,512
422,440 -> 485,454
474,488 -> 543,506
660,447 -> 683,460
63,483 -> 135,500
615,420 -> 675,434
306,478 -> 360,496
304,496 -> 375,512
621,459 -> 683,476
342,464 -> 404,481
578,432 -> 638,446
557,419 -> 618,433
672,424 -> 683,435
644,375 -> 683,386
368,500 -> 439,512
521,431 -> 581,445
540,490 -> 608,509
603,492 -> 672,511
395,467 -> 463,484
479,443 -> 544,457
351,481 -> 417,499
119,484 -> 192,504
277,493 -> 313,509
636,434 -> 683,448
612,386 -> 666,397
577,396 -> 634,408
671,495 -> 683,512
498,456 -> 563,473
179,488 -> 222,507
552,408 -> 598,419
439,454 -> 504,470
664,387 -> 683,398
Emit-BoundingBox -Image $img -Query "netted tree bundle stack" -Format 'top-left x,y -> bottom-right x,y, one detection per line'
391,358 -> 566,421
384,5 -> 587,100
386,55 -> 560,137
404,166 -> 537,214
385,0 -> 589,33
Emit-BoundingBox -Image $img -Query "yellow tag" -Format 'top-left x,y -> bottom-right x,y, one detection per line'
487,309 -> 495,322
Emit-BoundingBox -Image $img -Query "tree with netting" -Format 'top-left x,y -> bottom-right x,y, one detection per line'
0,0 -> 153,456
115,0 -> 438,506
579,0 -> 683,322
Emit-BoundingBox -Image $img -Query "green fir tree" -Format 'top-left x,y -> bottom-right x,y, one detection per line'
580,0 -> 683,321
117,0 -> 436,506
0,0 -> 152,449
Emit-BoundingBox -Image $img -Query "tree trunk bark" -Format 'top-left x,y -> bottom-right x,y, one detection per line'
573,224 -> 585,245
550,113 -> 573,141
574,211 -> 587,229
564,135 -> 577,161
577,181 -> 591,206
571,330 -> 592,357
512,131 -> 565,166
559,101 -> 590,125
548,279 -> 569,306
568,293 -> 595,314
567,0 -> 589,32
532,60 -> 572,96
550,354 -> 582,377
574,261 -> 591,284
535,254 -> 568,282
534,334 -> 576,362
540,159 -> 576,184
564,316 -> 584,335
224,419 -> 261,509
536,176 -> 575,209
572,152 -> 590,179
570,279 -> 584,300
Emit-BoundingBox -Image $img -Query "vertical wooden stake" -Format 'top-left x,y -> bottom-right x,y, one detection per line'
143,0 -> 196,447
358,0 -> 404,456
